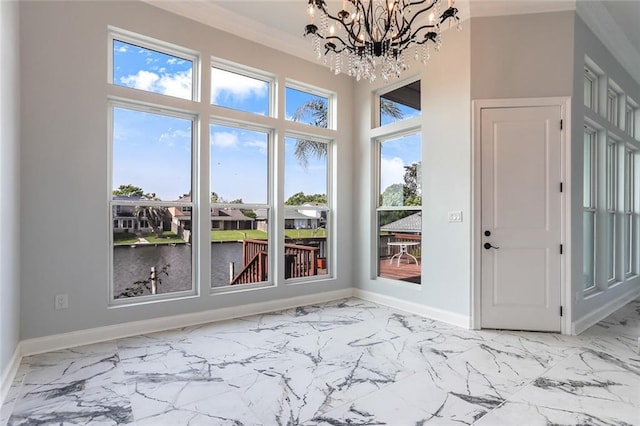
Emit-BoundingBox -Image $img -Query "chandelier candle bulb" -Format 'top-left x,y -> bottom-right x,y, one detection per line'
304,0 -> 460,82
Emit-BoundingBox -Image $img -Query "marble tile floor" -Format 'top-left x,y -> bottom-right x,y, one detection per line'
1,297 -> 639,425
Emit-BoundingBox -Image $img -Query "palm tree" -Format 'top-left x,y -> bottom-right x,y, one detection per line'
293,99 -> 403,167
135,192 -> 167,237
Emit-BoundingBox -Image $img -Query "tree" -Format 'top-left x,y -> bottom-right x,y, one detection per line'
135,192 -> 167,237
285,192 -> 327,205
292,99 -> 403,168
113,184 -> 144,197
379,162 -> 421,207
403,162 -> 422,206
211,192 -> 224,203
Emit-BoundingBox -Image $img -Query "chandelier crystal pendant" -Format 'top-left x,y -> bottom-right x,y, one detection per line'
304,0 -> 461,82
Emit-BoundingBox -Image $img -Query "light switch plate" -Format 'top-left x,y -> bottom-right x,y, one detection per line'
448,211 -> 463,223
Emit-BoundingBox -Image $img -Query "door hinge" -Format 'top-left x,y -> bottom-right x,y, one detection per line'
560,306 -> 563,317
560,244 -> 563,254
560,119 -> 563,130
560,182 -> 563,192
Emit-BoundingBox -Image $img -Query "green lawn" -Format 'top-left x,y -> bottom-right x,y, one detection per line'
211,229 -> 268,242
113,231 -> 184,246
146,231 -> 185,244
284,228 -> 326,238
113,232 -> 140,245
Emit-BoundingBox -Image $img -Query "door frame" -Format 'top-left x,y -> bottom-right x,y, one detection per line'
471,97 -> 572,334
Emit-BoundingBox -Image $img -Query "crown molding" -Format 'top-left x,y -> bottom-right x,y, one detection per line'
576,1 -> 640,87
468,0 -> 575,18
141,0 -> 317,63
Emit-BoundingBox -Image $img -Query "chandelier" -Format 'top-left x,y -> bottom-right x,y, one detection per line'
304,0 -> 460,82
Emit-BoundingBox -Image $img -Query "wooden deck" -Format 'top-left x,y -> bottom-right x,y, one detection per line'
379,258 -> 421,284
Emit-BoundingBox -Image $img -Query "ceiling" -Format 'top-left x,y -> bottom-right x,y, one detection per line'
143,0 -> 640,86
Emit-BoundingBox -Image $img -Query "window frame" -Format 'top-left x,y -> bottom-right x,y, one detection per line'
374,77 -> 422,129
626,97 -> 638,139
209,119 -> 275,292
108,27 -> 200,102
210,57 -> 276,117
283,132 -> 333,283
623,146 -> 637,278
584,65 -> 598,112
285,79 -> 336,130
605,138 -> 619,285
374,126 -> 423,285
583,125 -> 597,292
108,100 -> 198,305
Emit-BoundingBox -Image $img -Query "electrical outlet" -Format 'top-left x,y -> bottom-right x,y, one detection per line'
55,294 -> 68,310
448,211 -> 463,223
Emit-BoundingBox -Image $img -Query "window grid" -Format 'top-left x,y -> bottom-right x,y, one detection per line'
108,28 -> 336,304
624,148 -> 636,277
606,89 -> 618,126
584,66 -> 598,111
606,141 -> 618,284
583,127 -> 597,291
626,100 -> 637,139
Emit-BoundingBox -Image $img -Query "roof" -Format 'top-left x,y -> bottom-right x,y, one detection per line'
254,208 -> 321,221
380,212 -> 422,233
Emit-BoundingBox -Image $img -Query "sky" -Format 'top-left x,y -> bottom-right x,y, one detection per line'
112,38 -> 420,203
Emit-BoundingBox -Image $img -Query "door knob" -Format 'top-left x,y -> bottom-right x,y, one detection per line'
484,242 -> 500,250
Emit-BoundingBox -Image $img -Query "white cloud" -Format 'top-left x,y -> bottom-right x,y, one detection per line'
157,69 -> 192,99
244,139 -> 267,154
120,70 -> 159,92
380,156 -> 405,191
159,129 -> 191,147
116,45 -> 128,53
211,132 -> 238,148
119,68 -> 192,100
211,69 -> 268,103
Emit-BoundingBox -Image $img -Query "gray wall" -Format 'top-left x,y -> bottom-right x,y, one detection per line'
353,23 -> 473,318
0,0 -> 21,380
471,11 -> 575,100
571,14 -> 640,322
19,1 -> 354,340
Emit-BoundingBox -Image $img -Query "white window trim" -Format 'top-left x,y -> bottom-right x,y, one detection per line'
108,100 -> 198,305
373,125 -> 423,285
285,79 -> 337,130
583,125 -> 597,292
108,26 -> 201,102
283,132 -> 334,283
211,57 -> 276,117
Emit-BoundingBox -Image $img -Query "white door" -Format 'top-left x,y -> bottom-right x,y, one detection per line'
481,106 -> 563,332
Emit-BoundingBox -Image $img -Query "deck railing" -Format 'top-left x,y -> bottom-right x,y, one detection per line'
230,238 -> 323,284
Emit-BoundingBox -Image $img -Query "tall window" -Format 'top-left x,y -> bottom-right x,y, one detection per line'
624,148 -> 637,277
284,135 -> 330,280
583,127 -> 597,290
110,105 -> 194,300
210,124 -> 270,288
377,132 -> 422,284
606,140 -> 618,284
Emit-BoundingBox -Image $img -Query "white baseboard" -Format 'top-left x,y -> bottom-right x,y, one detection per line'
572,286 -> 640,335
354,289 -> 471,329
0,342 -> 22,407
20,288 -> 354,357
